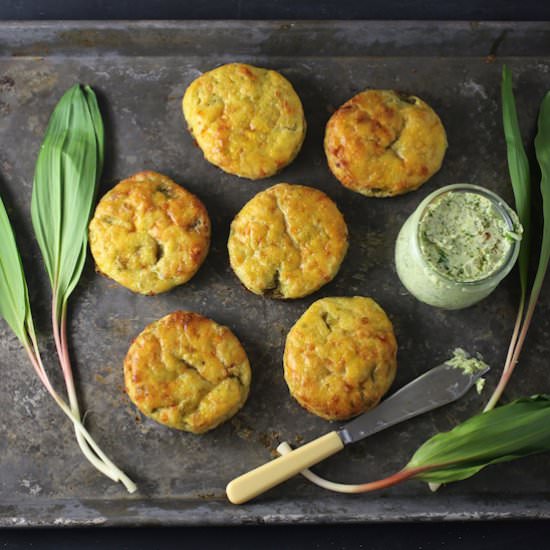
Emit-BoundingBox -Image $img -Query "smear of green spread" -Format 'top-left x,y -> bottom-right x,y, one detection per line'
419,191 -> 521,282
446,348 -> 489,394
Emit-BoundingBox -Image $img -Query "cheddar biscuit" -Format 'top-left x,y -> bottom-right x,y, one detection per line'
284,297 -> 397,420
124,311 -> 251,433
182,63 -> 306,180
324,90 -> 447,197
89,171 -> 210,295
228,183 -> 348,299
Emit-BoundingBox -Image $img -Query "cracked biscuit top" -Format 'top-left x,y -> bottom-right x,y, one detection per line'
89,171 -> 211,295
324,90 -> 447,197
182,63 -> 306,180
284,297 -> 397,420
227,183 -> 348,299
124,311 -> 251,433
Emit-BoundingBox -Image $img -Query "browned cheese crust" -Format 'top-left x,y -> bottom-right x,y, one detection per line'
227,183 -> 348,299
324,90 -> 447,197
284,297 -> 397,420
124,311 -> 251,434
183,63 -> 306,180
89,171 -> 211,295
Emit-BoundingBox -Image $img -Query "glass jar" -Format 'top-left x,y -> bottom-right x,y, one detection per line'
394,183 -> 522,310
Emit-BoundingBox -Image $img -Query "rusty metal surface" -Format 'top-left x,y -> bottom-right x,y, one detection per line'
0,21 -> 550,526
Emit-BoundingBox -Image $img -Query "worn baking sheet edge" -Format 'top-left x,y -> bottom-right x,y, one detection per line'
0,20 -> 549,58
2,495 -> 550,527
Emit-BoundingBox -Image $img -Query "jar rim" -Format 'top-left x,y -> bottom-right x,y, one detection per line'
413,183 -> 521,287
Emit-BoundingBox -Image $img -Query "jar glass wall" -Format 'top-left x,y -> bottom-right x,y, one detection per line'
395,184 -> 522,310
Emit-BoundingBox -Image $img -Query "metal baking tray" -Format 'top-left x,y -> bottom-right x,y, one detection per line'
1,20 -> 549,526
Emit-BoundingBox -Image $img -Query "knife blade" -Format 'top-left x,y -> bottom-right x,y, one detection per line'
338,361 -> 489,444
226,359 -> 489,504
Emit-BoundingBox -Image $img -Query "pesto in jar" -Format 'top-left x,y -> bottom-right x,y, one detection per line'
419,191 -> 520,282
395,184 -> 523,310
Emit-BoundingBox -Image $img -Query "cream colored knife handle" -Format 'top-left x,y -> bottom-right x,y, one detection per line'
226,431 -> 344,504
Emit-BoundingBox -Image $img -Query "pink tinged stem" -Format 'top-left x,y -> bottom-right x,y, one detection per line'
53,296 -> 87,458
23,343 -> 56,398
503,297 -> 524,374
485,291 -> 540,411
484,297 -> 525,412
276,442 -> 435,494
52,296 -> 77,403
330,466 -> 430,493
50,295 -> 137,492
339,465 -> 433,494
27,340 -> 136,491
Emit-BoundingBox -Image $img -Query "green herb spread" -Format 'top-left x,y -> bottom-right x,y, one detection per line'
419,191 -> 520,282
446,348 -> 489,394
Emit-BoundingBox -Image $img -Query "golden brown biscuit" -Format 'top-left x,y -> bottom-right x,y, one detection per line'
228,183 -> 348,299
284,297 -> 397,420
182,63 -> 306,180
324,90 -> 447,197
89,171 -> 210,295
124,311 -> 251,434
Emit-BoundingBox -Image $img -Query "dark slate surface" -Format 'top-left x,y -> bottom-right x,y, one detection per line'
0,21 -> 550,529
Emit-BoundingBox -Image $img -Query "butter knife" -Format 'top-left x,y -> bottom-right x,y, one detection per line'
226,360 -> 489,504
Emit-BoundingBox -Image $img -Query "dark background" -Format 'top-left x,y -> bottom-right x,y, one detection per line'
1,1 -> 550,549
2,0 -> 550,21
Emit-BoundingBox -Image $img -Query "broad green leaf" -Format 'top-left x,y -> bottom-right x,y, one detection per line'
83,85 -> 104,176
407,396 -> 550,484
0,195 -> 32,344
530,91 -> 550,308
31,84 -> 104,315
0,85 -> 135,493
501,66 -> 531,301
